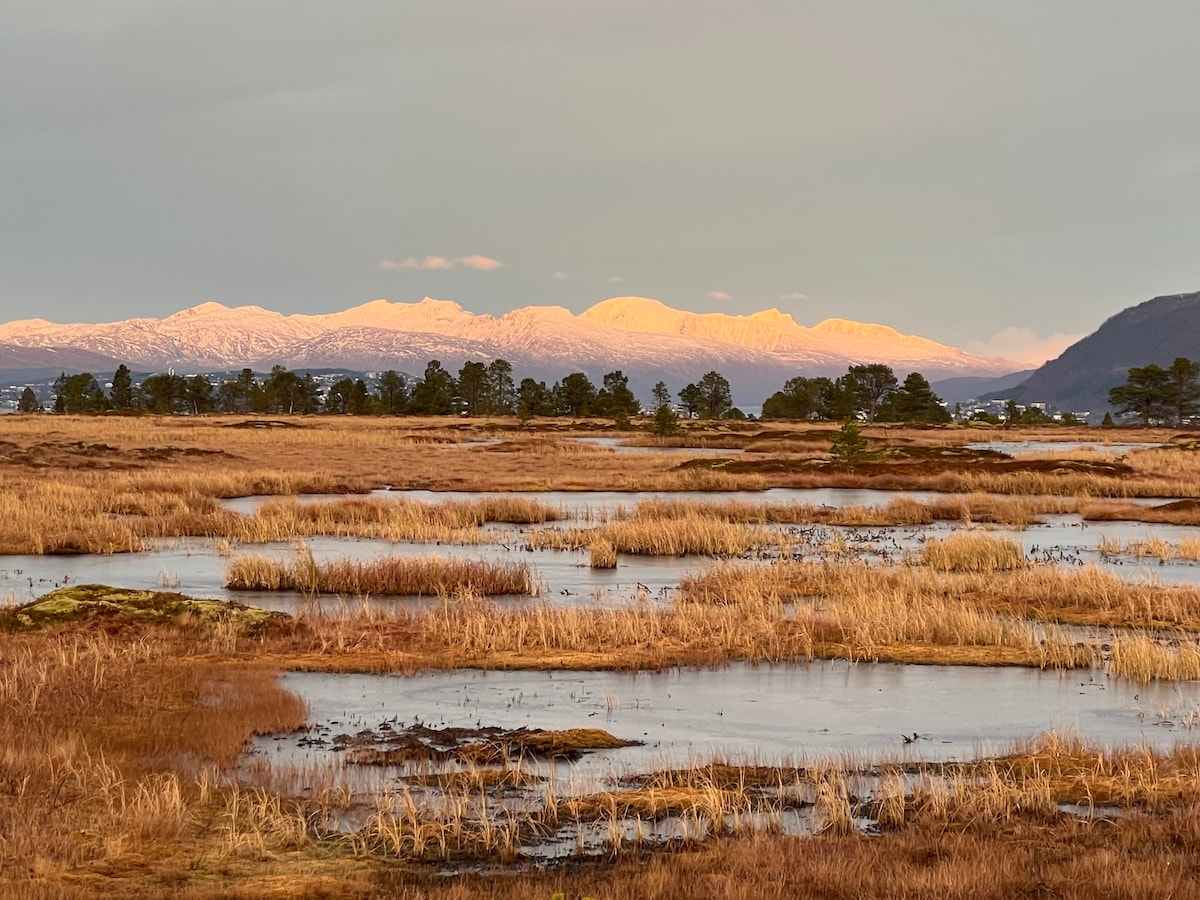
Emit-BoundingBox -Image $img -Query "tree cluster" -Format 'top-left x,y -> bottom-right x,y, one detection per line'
44,360 -> 734,421
761,364 -> 950,424
1108,357 -> 1200,425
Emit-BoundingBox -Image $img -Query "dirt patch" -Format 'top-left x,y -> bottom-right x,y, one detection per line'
129,445 -> 229,461
321,722 -> 642,765
677,449 -> 1135,480
223,419 -> 304,429
0,440 -> 140,470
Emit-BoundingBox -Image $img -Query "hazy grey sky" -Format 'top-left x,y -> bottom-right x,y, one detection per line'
3,1 -> 1199,358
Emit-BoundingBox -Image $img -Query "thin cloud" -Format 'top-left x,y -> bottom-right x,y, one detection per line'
458,254 -> 504,271
378,254 -> 502,272
707,290 -> 733,301
552,271 -> 569,280
963,327 -> 1084,368
778,292 -> 808,302
608,276 -> 623,283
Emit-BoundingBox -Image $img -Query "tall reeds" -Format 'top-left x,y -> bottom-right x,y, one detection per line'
226,549 -> 537,597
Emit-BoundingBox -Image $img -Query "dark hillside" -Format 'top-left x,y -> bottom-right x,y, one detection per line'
997,291 -> 1200,414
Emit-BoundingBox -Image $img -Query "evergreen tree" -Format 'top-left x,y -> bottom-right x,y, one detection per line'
882,372 -> 950,423
486,359 -> 517,414
184,375 -> 214,414
140,374 -> 187,413
375,370 -> 408,415
216,369 -> 259,413
17,387 -> 39,413
349,379 -> 369,415
848,363 -> 898,422
762,376 -> 825,420
650,403 -> 681,436
263,366 -> 310,414
681,371 -> 732,419
518,378 -> 553,417
326,378 -> 355,414
409,361 -> 456,415
53,373 -> 109,413
651,381 -> 672,411
677,383 -> 701,417
1166,357 -> 1200,424
595,370 -> 639,419
557,372 -> 597,416
1109,364 -> 1172,425
457,361 -> 490,416
829,420 -> 869,465
110,364 -> 134,410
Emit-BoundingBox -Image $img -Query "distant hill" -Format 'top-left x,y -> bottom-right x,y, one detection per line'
932,370 -> 1035,407
0,343 -> 126,383
998,291 -> 1200,415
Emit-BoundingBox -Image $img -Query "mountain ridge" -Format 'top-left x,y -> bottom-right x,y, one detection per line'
0,296 -> 1019,402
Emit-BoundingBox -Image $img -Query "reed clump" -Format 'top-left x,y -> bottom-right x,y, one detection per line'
1107,633 -> 1200,682
985,731 -> 1200,810
918,532 -> 1027,573
527,513 -> 781,556
236,495 -> 562,544
682,559 -> 1200,633
589,538 -> 618,569
226,550 -> 537,597
624,494 -> 1075,528
278,585 -> 1088,672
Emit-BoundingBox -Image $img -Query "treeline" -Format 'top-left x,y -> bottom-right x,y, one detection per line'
38,359 -> 956,424
1108,357 -> 1200,425
761,364 -> 950,424
42,360 -> 738,420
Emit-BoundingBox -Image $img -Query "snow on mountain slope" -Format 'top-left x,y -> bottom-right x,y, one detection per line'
0,297 -> 1018,396
580,297 -> 1014,374
0,301 -> 325,369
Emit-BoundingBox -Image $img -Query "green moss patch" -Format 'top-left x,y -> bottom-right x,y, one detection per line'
0,584 -> 288,633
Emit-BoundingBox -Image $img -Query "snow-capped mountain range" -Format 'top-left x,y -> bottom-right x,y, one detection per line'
0,296 -> 1017,400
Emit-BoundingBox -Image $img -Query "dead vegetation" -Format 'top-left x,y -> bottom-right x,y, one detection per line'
226,549 -> 537,597
6,416 -> 1200,895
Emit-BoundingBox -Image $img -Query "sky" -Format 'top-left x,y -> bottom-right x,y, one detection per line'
3,1 -> 1200,364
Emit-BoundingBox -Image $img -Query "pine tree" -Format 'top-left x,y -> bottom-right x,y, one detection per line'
17,387 -> 39,413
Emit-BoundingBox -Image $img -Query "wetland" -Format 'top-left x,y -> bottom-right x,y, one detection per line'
5,415 -> 1200,898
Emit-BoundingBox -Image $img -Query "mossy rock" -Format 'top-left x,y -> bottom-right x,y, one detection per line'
0,584 -> 289,633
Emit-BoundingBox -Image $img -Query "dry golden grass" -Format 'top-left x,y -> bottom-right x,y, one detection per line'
621,493 -> 1077,528
255,580 -> 1089,672
528,513 -> 783,556
226,549 -> 536,597
1108,633 -> 1200,682
683,558 -> 1200,632
2,418 -> 1195,548
589,538 -> 617,569
365,810 -> 1200,900
7,415 -> 1200,895
0,472 -> 570,553
984,730 -> 1200,809
0,628 -> 307,894
1083,499 -> 1200,525
233,494 -> 561,544
1095,532 -> 1200,562
918,532 -> 1027,572
0,602 -> 1196,898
